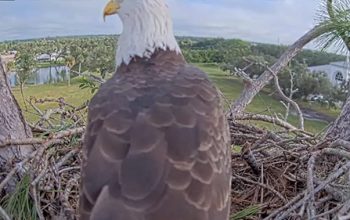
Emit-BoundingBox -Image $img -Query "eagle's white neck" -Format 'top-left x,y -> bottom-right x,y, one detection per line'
116,0 -> 181,67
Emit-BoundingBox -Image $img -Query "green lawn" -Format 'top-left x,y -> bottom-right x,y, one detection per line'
12,63 -> 329,133
196,63 -> 328,133
12,79 -> 93,123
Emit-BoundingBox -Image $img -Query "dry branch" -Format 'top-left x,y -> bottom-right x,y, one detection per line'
230,23 -> 333,117
235,112 -> 308,135
0,206 -> 10,220
233,174 -> 287,203
0,127 -> 85,149
269,67 -> 304,130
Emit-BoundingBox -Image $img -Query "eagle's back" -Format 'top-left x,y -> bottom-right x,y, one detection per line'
80,50 -> 231,220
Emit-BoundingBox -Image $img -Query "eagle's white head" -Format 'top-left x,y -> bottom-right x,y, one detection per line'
103,0 -> 181,67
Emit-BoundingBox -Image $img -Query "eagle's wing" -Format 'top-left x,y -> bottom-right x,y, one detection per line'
79,64 -> 231,220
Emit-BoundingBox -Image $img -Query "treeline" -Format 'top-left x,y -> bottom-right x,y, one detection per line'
178,37 -> 346,105
1,35 -> 345,70
178,37 -> 345,66
0,35 -> 346,105
0,36 -> 117,76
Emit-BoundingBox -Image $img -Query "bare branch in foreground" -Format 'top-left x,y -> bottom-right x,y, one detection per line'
235,112 -> 312,137
0,127 -> 85,149
269,67 -> 304,130
230,23 -> 333,117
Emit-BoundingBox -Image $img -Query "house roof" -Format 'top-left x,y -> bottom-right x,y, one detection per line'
36,54 -> 51,60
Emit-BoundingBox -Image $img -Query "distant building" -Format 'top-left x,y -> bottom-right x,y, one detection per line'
36,54 -> 51,62
308,60 -> 350,87
36,53 -> 62,62
8,50 -> 17,55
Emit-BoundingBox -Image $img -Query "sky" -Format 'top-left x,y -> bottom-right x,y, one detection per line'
0,0 -> 322,46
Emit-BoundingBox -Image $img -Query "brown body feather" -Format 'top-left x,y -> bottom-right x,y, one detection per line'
79,50 -> 231,220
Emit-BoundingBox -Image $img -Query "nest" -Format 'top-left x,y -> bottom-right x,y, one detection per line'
230,120 -> 350,219
1,98 -> 350,220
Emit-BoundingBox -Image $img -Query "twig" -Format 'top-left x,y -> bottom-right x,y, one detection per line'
234,174 -> 287,203
236,112 -> 298,130
275,161 -> 350,219
0,206 -> 11,220
314,205 -> 341,219
338,198 -> 350,216
269,66 -> 304,130
54,148 -> 80,171
51,127 -> 85,139
31,155 -> 49,186
0,127 -> 85,149
263,191 -> 305,220
0,138 -> 44,149
0,139 -> 64,193
321,148 -> 350,160
259,164 -> 265,220
236,112 -> 312,137
339,214 -> 350,220
298,197 -> 307,217
32,186 -> 45,220
307,154 -> 317,219
331,139 -> 350,150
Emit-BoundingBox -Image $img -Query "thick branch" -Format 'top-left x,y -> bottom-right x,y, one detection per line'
230,24 -> 333,117
0,58 -> 33,164
235,67 -> 254,85
326,95 -> 350,141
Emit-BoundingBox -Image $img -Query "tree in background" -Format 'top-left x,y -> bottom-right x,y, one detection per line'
85,44 -> 115,79
278,61 -> 334,100
316,0 -> 350,52
14,52 -> 37,109
230,0 -> 349,116
322,0 -> 350,140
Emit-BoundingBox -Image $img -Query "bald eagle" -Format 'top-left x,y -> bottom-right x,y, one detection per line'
79,0 -> 232,219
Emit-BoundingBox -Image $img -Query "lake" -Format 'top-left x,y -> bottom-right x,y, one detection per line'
8,65 -> 70,87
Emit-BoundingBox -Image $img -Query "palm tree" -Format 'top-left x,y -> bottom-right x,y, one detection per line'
316,0 -> 350,53
317,0 -> 350,140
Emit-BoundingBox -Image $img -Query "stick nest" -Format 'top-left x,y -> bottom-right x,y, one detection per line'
230,120 -> 350,219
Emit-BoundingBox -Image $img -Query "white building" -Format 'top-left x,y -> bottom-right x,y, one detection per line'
308,60 -> 350,87
36,54 -> 51,62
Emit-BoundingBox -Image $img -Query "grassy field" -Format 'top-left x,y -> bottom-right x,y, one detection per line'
12,63 -> 330,133
196,63 -> 329,133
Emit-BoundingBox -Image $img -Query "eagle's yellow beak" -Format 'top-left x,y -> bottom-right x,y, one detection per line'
103,0 -> 120,21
